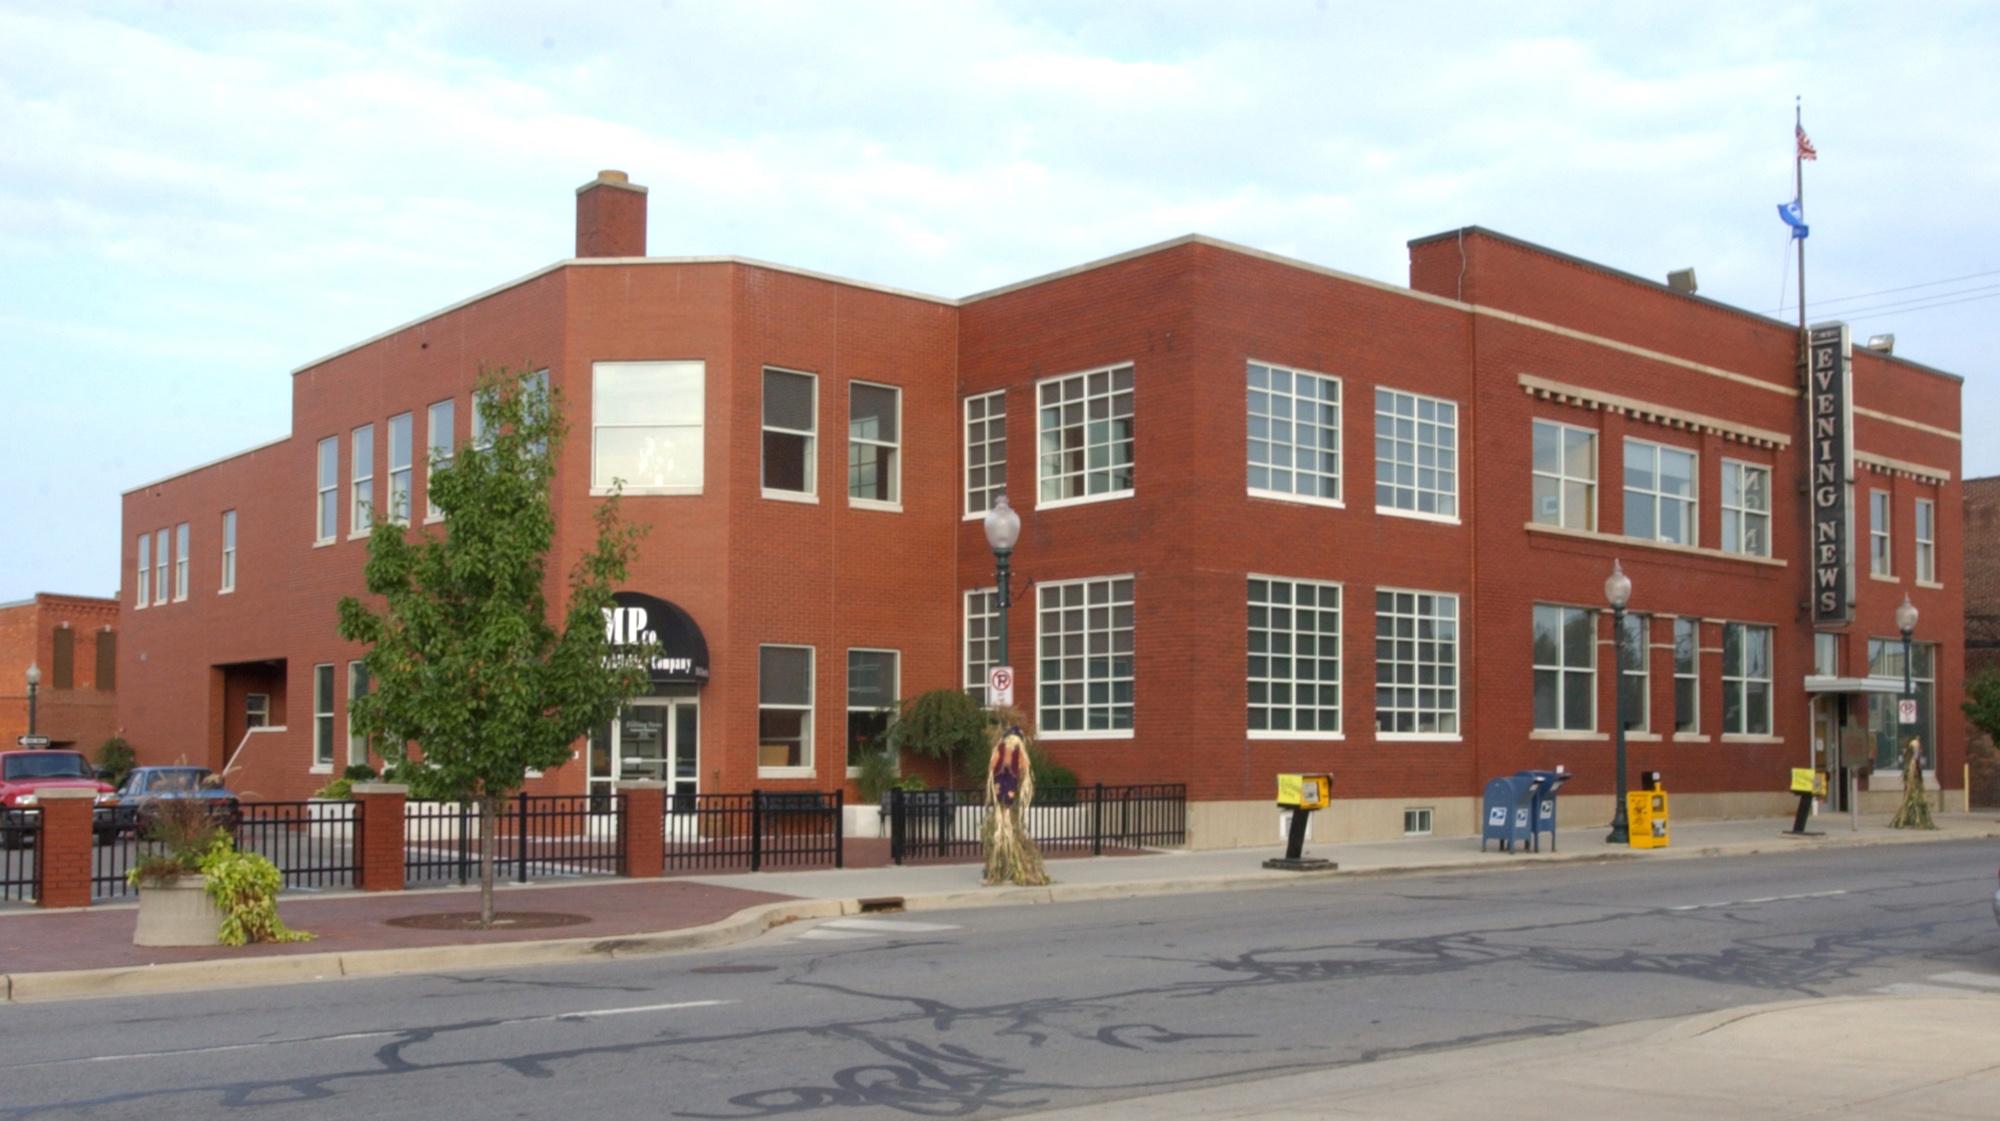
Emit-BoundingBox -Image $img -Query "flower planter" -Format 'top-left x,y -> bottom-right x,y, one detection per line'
132,875 -> 224,947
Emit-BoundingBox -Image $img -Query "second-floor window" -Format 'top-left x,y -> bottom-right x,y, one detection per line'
1248,362 -> 1341,504
220,510 -> 236,592
426,399 -> 454,519
1531,419 -> 1595,530
964,391 -> 1006,515
1375,388 -> 1457,519
351,423 -> 375,535
1870,489 -> 1893,576
848,382 -> 901,506
173,522 -> 189,600
387,412 -> 413,523
592,361 -> 704,494
316,436 -> 338,543
1623,438 -> 1696,546
1915,497 -> 1936,582
762,368 -> 817,497
153,529 -> 168,606
135,533 -> 149,607
1722,460 -> 1771,557
1038,365 -> 1134,506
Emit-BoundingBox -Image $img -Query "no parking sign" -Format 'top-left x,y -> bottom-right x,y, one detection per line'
988,666 -> 1014,707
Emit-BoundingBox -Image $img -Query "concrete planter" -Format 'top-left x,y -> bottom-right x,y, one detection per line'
132,875 -> 224,947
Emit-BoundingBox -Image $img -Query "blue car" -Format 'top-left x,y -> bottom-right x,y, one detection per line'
113,767 -> 242,837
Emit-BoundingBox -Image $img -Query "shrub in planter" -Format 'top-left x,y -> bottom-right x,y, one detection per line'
128,796 -> 312,946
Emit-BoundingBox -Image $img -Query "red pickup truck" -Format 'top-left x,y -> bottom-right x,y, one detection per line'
0,750 -> 121,848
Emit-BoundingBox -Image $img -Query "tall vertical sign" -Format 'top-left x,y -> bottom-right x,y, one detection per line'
1808,322 -> 1854,625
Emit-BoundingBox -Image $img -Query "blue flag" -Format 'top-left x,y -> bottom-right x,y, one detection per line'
1777,198 -> 1809,239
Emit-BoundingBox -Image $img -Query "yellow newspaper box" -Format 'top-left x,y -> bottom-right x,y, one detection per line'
1266,773 -> 1335,871
1277,773 -> 1332,810
1789,768 -> 1827,797
1626,789 -> 1670,849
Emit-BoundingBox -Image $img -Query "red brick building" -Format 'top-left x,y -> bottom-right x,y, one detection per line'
1,593 -> 119,752
117,171 -> 1966,844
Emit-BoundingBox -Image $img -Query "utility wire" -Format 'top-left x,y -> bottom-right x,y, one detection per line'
1769,267 -> 2000,315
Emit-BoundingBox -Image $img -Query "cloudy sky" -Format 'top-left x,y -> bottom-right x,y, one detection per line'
4,0 -> 1994,600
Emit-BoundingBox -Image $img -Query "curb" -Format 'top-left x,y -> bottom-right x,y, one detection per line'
6,824 -> 1995,1003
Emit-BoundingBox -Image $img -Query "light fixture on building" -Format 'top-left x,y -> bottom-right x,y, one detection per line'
983,494 -> 1023,672
1604,561 -> 1633,845
1865,334 -> 1896,354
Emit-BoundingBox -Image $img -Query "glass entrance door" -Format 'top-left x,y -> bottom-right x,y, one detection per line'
589,699 -> 699,812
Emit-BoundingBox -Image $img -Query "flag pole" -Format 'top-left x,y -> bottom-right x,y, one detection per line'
1795,96 -> 1807,345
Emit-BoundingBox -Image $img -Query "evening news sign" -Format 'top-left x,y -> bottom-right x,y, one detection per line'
1809,322 -> 1854,626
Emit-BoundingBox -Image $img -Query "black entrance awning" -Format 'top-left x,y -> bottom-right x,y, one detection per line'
607,592 -> 710,685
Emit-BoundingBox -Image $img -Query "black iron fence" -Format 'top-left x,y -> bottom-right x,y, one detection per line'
405,793 -> 623,887
661,790 -> 844,873
1,808 -> 39,903
237,801 -> 360,891
888,783 -> 1186,864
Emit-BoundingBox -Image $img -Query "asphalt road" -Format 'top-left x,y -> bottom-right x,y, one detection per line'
2,840 -> 1997,1119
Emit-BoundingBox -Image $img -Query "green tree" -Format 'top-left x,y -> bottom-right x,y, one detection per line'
337,368 -> 652,927
1964,670 -> 2000,806
886,688 -> 988,787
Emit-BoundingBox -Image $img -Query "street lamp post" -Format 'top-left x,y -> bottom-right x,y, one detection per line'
983,494 -> 1022,671
1896,593 -> 1920,760
25,663 -> 41,740
1604,561 -> 1632,845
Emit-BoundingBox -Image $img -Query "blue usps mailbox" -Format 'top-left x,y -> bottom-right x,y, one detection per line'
1480,775 -> 1535,852
1513,769 -> 1572,852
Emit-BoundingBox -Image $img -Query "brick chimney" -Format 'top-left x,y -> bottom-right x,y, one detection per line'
575,169 -> 647,258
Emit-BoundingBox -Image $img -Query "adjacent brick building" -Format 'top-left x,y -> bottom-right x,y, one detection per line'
116,171 -> 1967,845
1,593 -> 119,752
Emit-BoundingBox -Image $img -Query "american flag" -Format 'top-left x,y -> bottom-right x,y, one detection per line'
1796,124 -> 1818,161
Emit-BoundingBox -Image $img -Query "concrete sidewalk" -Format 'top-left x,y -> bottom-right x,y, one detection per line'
4,810 -> 1996,1003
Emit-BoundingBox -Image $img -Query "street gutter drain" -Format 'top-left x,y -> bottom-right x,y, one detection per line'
857,896 -> 906,914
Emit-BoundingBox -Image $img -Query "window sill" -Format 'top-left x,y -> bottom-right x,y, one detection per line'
218,587 -> 234,596
347,532 -> 372,542
593,486 -> 702,498
1915,579 -> 1944,590
309,765 -> 333,776
1248,489 -> 1345,511
1376,507 -> 1461,526
1626,732 -> 1661,742
1248,731 -> 1345,742
762,489 -> 819,505
314,538 -> 336,549
758,766 -> 816,780
848,498 -> 903,514
1038,730 -> 1135,742
424,514 -> 444,525
1037,490 -> 1134,513
1868,572 -> 1900,584
1377,733 -> 1463,742
1670,733 -> 1711,743
1530,730 -> 1607,741
1523,522 -> 1787,567
1720,734 -> 1784,744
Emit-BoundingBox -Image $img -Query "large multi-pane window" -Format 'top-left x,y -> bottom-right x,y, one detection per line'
1531,419 -> 1595,530
313,663 -> 335,768
153,529 -> 168,606
758,645 -> 814,770
1037,576 -> 1135,735
1915,498 -> 1936,583
1038,365 -> 1135,505
347,661 -> 371,768
1869,490 -> 1892,576
762,368 -> 817,496
1617,612 -> 1649,731
848,382 -> 901,505
426,399 -> 454,519
1721,460 -> 1771,557
316,436 -> 338,542
1867,639 -> 1935,769
964,391 -> 1007,515
846,650 -> 899,772
1674,617 -> 1699,733
1248,362 -> 1341,503
1374,590 -> 1459,735
1623,439 -> 1696,545
351,423 -> 375,534
1532,604 -> 1595,731
964,589 -> 999,703
1722,622 -> 1774,736
592,361 -> 704,494
386,412 -> 413,523
135,533 -> 150,607
1248,577 -> 1341,735
1374,388 -> 1458,518
220,510 -> 236,593
173,522 -> 189,601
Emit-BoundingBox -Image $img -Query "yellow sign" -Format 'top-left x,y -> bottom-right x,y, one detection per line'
1276,773 -> 1331,810
1790,768 -> 1828,797
1626,790 -> 1670,849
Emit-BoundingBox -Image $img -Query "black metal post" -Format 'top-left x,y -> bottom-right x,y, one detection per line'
889,788 -> 905,865
750,789 -> 764,872
1902,628 -> 1916,765
514,791 -> 529,884
1606,605 -> 1631,845
994,547 -> 1013,669
1092,782 -> 1104,856
25,678 -> 36,738
833,789 -> 845,869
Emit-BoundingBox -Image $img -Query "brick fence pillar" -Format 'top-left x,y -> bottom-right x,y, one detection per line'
35,788 -> 96,909
617,781 -> 665,878
352,783 -> 408,892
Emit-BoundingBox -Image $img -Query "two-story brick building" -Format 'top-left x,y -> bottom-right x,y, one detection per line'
1,593 -> 119,752
117,170 -> 1965,845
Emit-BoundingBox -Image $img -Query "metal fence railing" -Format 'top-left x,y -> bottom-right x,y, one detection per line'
1,808 -> 40,903
888,783 -> 1186,864
237,800 -> 360,891
405,794 -> 623,887
660,790 -> 844,874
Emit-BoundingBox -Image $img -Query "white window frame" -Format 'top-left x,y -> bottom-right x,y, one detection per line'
1674,617 -> 1700,735
761,367 -> 818,501
964,587 -> 999,704
1915,497 -> 1936,583
1373,588 -> 1460,738
245,692 -> 270,729
1722,622 -> 1774,737
312,663 -> 335,771
1616,611 -> 1649,733
425,398 -> 454,522
757,644 -> 815,777
471,394 -> 491,451
844,648 -> 900,776
1247,361 -> 1342,507
847,380 -> 902,510
1531,418 -> 1596,530
173,522 -> 189,601
220,510 -> 237,593
1374,387 -> 1459,522
1532,603 -> 1596,733
1035,575 -> 1136,739
1036,364 -> 1135,510
316,436 -> 338,544
1721,459 -> 1772,557
347,660 -> 371,769
350,423 -> 374,537
135,533 -> 150,608
387,412 -> 413,524
1247,575 -> 1342,739
1623,438 -> 1697,546
1869,489 -> 1893,576
153,528 -> 168,607
963,391 -> 1007,518
590,360 -> 705,496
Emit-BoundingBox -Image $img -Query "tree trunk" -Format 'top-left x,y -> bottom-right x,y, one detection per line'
479,793 -> 498,929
